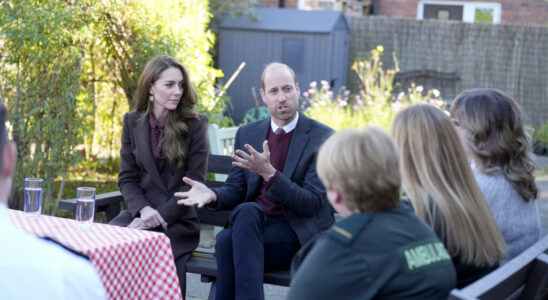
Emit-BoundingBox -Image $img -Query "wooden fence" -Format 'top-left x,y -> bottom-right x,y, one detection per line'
346,16 -> 548,127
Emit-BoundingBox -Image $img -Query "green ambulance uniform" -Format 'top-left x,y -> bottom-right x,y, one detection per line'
288,201 -> 457,300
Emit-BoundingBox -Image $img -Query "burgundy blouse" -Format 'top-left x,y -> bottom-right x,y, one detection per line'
149,114 -> 166,160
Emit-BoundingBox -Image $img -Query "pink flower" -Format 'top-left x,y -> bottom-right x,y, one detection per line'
303,92 -> 309,97
309,81 -> 317,88
369,77 -> 376,82
357,100 -> 364,105
352,105 -> 359,111
320,80 -> 329,88
391,101 -> 404,111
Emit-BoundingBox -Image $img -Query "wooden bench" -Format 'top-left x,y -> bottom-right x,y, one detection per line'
449,234 -> 548,300
58,154 -> 290,299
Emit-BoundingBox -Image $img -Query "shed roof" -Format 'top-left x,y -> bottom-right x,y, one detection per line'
220,7 -> 350,34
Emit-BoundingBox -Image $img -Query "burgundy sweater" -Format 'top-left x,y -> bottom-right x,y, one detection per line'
255,128 -> 294,217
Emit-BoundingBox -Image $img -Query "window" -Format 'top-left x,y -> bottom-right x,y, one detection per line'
298,0 -> 334,10
417,1 -> 501,24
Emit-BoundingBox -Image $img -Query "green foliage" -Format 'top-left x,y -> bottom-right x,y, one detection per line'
303,46 -> 445,131
52,158 -> 120,220
0,0 -> 92,213
200,83 -> 235,127
534,122 -> 548,145
474,9 -> 494,24
0,0 -> 223,213
78,0 -> 225,157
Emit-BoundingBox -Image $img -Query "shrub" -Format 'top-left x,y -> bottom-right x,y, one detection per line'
302,46 -> 445,131
0,0 -> 222,213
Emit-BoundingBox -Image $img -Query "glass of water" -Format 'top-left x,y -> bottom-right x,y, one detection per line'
24,178 -> 43,218
75,187 -> 96,230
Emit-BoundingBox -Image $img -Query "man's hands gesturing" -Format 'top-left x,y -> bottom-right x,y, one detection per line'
176,177 -> 217,208
232,140 -> 276,181
177,140 -> 276,208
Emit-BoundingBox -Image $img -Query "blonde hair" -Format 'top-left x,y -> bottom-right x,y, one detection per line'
450,88 -> 538,202
392,104 -> 505,267
134,55 -> 198,167
317,127 -> 400,213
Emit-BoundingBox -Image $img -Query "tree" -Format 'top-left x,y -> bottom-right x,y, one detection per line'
0,0 -> 223,213
0,0 -> 92,212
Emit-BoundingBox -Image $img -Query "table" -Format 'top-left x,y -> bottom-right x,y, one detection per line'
9,209 -> 182,300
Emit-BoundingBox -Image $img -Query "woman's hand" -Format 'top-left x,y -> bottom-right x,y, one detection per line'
127,218 -> 146,230
137,206 -> 168,231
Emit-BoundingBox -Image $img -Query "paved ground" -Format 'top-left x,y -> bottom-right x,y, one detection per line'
185,155 -> 548,300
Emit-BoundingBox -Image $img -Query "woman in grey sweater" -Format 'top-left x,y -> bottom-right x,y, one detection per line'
450,88 -> 541,264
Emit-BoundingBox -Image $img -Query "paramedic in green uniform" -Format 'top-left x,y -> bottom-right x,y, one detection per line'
288,127 -> 457,300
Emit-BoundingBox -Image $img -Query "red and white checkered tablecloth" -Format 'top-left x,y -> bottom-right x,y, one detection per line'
9,209 -> 182,300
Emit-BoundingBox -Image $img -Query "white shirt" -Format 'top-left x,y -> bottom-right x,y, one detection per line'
271,111 -> 299,134
0,204 -> 107,300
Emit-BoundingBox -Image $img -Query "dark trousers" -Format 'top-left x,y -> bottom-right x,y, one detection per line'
215,202 -> 299,300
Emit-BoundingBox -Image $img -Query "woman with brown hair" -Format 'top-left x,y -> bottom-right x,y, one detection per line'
109,55 -> 209,295
392,104 -> 505,288
450,88 -> 541,264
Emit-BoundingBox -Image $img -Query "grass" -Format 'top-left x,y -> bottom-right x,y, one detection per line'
52,158 -> 119,219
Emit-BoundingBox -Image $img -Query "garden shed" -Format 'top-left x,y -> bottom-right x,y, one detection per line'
218,7 -> 351,124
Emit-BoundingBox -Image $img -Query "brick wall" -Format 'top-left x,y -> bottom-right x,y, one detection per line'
501,0 -> 548,25
376,0 -> 418,18
376,0 -> 548,25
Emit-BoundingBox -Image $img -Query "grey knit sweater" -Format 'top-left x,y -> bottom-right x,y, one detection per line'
472,165 -> 541,264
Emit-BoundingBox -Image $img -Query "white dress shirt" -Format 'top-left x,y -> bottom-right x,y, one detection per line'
0,204 -> 107,300
270,111 -> 299,134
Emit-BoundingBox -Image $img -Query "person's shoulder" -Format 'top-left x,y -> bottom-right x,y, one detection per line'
189,113 -> 209,129
33,236 -> 92,266
196,113 -> 209,122
4,231 -> 99,276
236,118 -> 268,135
124,110 -> 140,118
123,110 -> 141,125
33,238 -> 106,297
240,118 -> 267,129
327,214 -> 371,246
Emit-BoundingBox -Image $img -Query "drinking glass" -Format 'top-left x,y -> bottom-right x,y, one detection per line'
75,187 -> 96,229
24,178 -> 43,218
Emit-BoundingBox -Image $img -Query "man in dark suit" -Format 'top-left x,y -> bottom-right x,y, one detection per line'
177,62 -> 334,299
